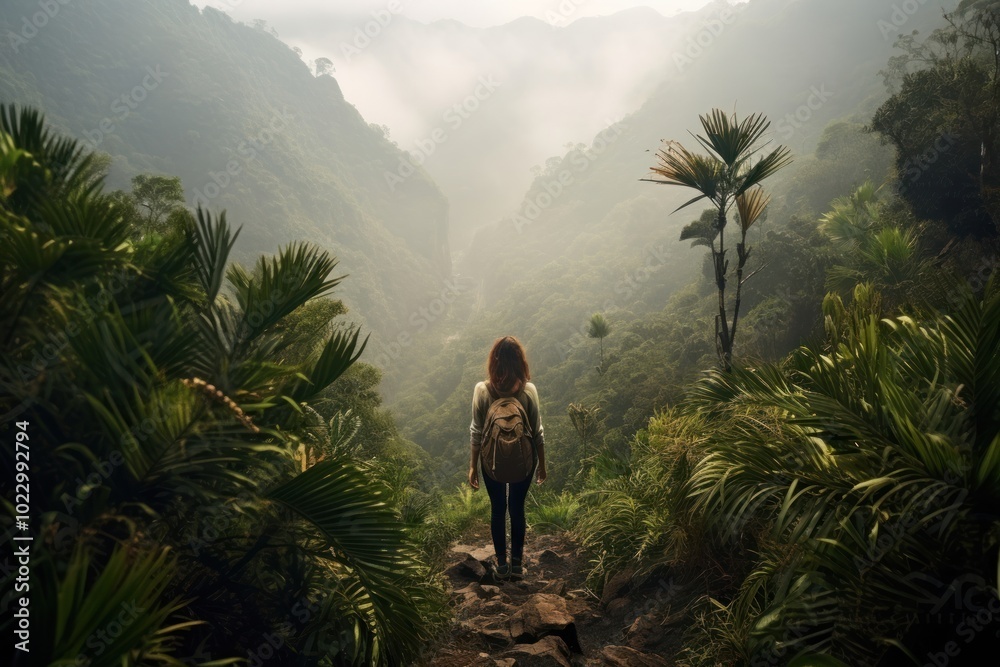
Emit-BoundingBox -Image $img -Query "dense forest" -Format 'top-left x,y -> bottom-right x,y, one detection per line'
2,0 -> 1000,665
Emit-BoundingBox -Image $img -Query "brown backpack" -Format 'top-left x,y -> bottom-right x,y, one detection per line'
480,383 -> 535,482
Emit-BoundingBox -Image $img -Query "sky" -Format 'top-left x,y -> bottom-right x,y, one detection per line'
196,1 -> 724,27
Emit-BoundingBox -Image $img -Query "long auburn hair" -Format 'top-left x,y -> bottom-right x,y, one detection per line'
487,336 -> 530,394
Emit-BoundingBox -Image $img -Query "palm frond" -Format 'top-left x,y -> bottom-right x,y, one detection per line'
736,187 -> 771,233
736,146 -> 794,195
645,140 -> 723,206
695,109 -> 772,167
265,458 -> 438,665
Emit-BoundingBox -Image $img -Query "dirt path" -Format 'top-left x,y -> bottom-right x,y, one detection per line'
419,530 -> 681,666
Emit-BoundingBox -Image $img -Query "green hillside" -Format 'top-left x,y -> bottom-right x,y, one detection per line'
0,0 -> 451,340
387,0 -> 954,481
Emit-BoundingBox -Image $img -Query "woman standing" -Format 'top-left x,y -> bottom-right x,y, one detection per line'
468,336 -> 547,579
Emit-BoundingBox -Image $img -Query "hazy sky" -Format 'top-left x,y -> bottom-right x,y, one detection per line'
189,0 -> 744,239
197,1 -> 725,27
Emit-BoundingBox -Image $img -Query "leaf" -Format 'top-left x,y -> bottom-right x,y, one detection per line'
736,186 -> 771,232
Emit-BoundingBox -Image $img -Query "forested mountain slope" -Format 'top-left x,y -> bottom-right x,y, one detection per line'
0,0 -> 451,339
388,0 -> 956,481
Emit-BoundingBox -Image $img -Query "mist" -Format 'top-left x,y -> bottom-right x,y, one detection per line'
193,0 -> 747,243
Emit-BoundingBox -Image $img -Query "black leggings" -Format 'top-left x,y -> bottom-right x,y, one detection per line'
481,461 -> 536,563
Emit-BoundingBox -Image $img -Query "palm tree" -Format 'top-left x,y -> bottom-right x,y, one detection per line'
819,182 -> 930,306
587,312 -> 611,374
643,109 -> 792,371
0,105 -> 446,666
818,180 -> 881,245
679,280 -> 1000,664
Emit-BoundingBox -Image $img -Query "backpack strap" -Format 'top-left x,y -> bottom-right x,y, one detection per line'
485,382 -> 529,409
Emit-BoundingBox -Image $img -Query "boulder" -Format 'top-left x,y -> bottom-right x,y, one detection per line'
625,612 -> 665,650
480,584 -> 503,599
602,645 -> 671,666
451,544 -> 496,562
456,582 -> 489,599
509,594 -> 574,637
509,593 -> 581,653
501,635 -> 572,667
445,554 -> 487,581
604,597 -> 631,621
600,570 -> 633,607
459,615 -> 513,648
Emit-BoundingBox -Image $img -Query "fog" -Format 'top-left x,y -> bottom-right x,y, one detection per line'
193,0 -> 746,243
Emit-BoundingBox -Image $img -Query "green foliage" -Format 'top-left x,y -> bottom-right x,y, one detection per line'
871,1 -> 1000,237
527,491 -> 581,533
0,107 -> 446,666
130,173 -> 185,231
35,545 -> 196,667
819,182 -> 932,306
675,281 -> 1000,664
575,411 -> 705,591
0,0 -> 451,345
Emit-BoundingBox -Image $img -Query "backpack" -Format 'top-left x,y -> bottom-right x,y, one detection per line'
480,383 -> 535,483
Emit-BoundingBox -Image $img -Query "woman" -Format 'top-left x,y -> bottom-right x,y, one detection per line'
468,336 -> 547,580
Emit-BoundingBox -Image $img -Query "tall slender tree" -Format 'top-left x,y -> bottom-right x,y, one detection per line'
643,109 -> 791,371
567,402 -> 601,473
587,312 -> 611,374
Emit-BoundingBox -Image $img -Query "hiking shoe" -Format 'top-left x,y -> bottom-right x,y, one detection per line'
510,558 -> 525,580
494,561 -> 512,579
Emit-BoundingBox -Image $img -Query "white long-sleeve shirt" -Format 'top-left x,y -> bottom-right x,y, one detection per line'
469,381 -> 545,449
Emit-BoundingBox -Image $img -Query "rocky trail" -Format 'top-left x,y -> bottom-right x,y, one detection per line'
420,530 -> 684,667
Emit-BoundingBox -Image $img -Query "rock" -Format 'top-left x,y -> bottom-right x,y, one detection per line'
604,597 -> 631,621
625,612 -> 665,650
459,615 -> 513,648
540,578 -> 567,596
600,570 -> 633,607
451,544 -> 496,562
538,548 -> 563,567
501,635 -> 572,667
601,645 -> 671,666
509,593 -> 574,638
481,584 -> 502,598
509,593 -> 581,653
456,582 -> 488,599
445,554 -> 487,581
455,582 -> 503,605
461,599 -> 510,620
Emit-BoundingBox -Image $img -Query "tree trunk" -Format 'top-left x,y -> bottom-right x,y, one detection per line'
714,208 -> 732,372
